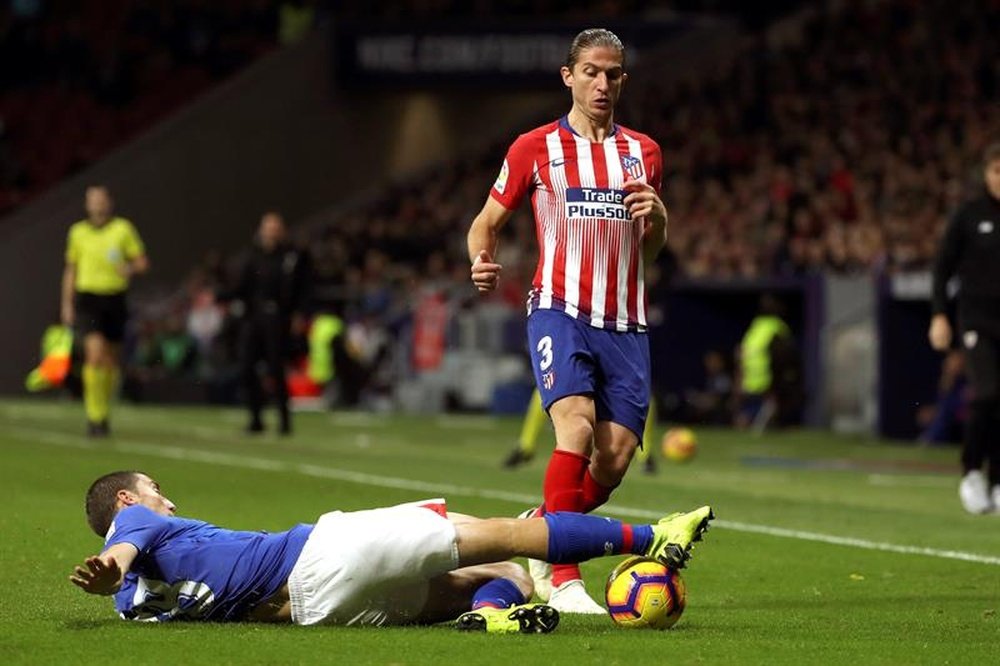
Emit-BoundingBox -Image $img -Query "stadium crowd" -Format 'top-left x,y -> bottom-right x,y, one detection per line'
299,1 -> 999,291
0,0 -> 318,213
33,1 -> 998,412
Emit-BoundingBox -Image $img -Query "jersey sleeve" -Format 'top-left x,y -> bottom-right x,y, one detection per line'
120,220 -> 146,260
104,505 -> 169,554
65,225 -> 80,265
645,141 -> 663,193
489,133 -> 536,210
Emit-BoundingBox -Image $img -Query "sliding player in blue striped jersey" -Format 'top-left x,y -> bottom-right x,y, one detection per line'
71,471 -> 713,632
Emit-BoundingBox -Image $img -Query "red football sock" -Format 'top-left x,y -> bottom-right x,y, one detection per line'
543,449 -> 589,587
581,468 -> 617,513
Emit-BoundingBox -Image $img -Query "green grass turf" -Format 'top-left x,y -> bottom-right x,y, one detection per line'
1,398 -> 998,665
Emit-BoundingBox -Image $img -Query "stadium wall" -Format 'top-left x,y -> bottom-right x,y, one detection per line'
0,29 -> 562,394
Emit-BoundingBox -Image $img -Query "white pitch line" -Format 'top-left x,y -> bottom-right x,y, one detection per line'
7,427 -> 1000,567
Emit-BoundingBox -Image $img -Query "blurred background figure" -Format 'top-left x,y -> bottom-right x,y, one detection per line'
735,294 -> 801,432
683,350 -> 735,426
223,212 -> 312,436
61,185 -> 148,436
929,143 -> 1000,514
917,349 -> 968,447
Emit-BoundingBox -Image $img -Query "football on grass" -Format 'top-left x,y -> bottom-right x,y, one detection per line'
605,556 -> 686,629
661,427 -> 697,462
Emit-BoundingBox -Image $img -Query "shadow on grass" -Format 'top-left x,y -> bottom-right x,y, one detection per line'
63,618 -> 123,630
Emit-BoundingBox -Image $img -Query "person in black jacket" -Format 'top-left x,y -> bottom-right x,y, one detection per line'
929,142 -> 1000,514
229,212 -> 312,435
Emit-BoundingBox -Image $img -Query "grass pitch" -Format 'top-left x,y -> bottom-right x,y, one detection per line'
1,398 -> 997,665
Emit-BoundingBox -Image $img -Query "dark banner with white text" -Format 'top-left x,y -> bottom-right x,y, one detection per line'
331,19 -> 694,89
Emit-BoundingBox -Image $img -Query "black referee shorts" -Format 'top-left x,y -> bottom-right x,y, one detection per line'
963,329 -> 1000,402
75,292 -> 128,343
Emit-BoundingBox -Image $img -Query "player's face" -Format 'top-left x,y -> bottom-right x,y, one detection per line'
258,213 -> 286,249
985,158 -> 1000,199
84,187 -> 113,221
130,474 -> 177,517
562,46 -> 627,122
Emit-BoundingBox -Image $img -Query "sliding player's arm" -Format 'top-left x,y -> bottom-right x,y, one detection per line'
69,543 -> 138,596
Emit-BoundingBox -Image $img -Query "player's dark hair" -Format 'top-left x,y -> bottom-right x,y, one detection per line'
85,471 -> 142,537
984,142 -> 1000,167
566,28 -> 625,70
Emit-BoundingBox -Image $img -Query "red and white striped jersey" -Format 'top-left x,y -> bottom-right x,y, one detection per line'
490,116 -> 662,332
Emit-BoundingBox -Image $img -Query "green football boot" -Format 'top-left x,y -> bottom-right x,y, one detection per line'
646,505 -> 714,569
454,603 -> 560,634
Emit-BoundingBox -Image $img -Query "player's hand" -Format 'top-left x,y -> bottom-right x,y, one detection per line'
623,180 -> 667,226
115,262 -> 132,278
60,302 -> 74,326
471,250 -> 502,293
70,555 -> 124,596
928,314 -> 952,351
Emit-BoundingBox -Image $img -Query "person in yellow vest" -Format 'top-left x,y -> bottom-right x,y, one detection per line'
735,294 -> 797,431
61,186 -> 148,437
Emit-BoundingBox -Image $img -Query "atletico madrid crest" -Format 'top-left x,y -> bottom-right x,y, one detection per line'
620,154 -> 644,180
542,371 -> 556,390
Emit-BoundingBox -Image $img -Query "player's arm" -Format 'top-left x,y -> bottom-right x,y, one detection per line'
928,208 -> 965,351
120,222 -> 149,278
125,254 -> 149,277
61,262 -> 76,326
467,197 -> 515,293
62,227 -> 78,326
624,179 -> 668,264
69,542 -> 139,596
629,144 -> 668,264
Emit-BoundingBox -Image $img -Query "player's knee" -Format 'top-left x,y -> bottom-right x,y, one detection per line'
601,446 -> 636,481
497,562 -> 533,600
552,412 -> 595,451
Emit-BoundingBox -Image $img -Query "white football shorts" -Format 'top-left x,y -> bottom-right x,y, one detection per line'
287,498 -> 459,626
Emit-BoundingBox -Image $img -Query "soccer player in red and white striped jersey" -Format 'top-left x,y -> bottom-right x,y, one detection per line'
468,28 -> 670,614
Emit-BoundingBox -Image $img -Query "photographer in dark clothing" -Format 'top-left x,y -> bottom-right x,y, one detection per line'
929,143 -> 1000,514
227,212 -> 312,435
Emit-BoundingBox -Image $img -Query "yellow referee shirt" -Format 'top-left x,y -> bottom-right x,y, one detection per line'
65,217 -> 145,295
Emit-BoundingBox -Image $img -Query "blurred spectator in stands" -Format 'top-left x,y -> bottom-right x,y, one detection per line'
342,307 -> 393,408
0,0 -> 281,212
186,288 -> 224,359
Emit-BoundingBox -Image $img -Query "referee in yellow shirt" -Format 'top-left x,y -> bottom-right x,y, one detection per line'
61,186 -> 148,437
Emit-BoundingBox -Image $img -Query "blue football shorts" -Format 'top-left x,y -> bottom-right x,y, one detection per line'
526,309 -> 651,440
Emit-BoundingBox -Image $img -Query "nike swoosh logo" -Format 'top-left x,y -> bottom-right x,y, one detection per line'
550,158 -> 566,168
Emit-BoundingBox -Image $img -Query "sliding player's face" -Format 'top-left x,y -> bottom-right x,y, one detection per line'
985,158 -> 1000,200
562,46 -> 627,122
128,474 -> 177,517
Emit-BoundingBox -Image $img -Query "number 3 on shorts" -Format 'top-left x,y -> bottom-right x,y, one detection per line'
536,335 -> 553,371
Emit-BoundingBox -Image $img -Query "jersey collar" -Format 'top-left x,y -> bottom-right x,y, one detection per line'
559,115 -> 618,141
